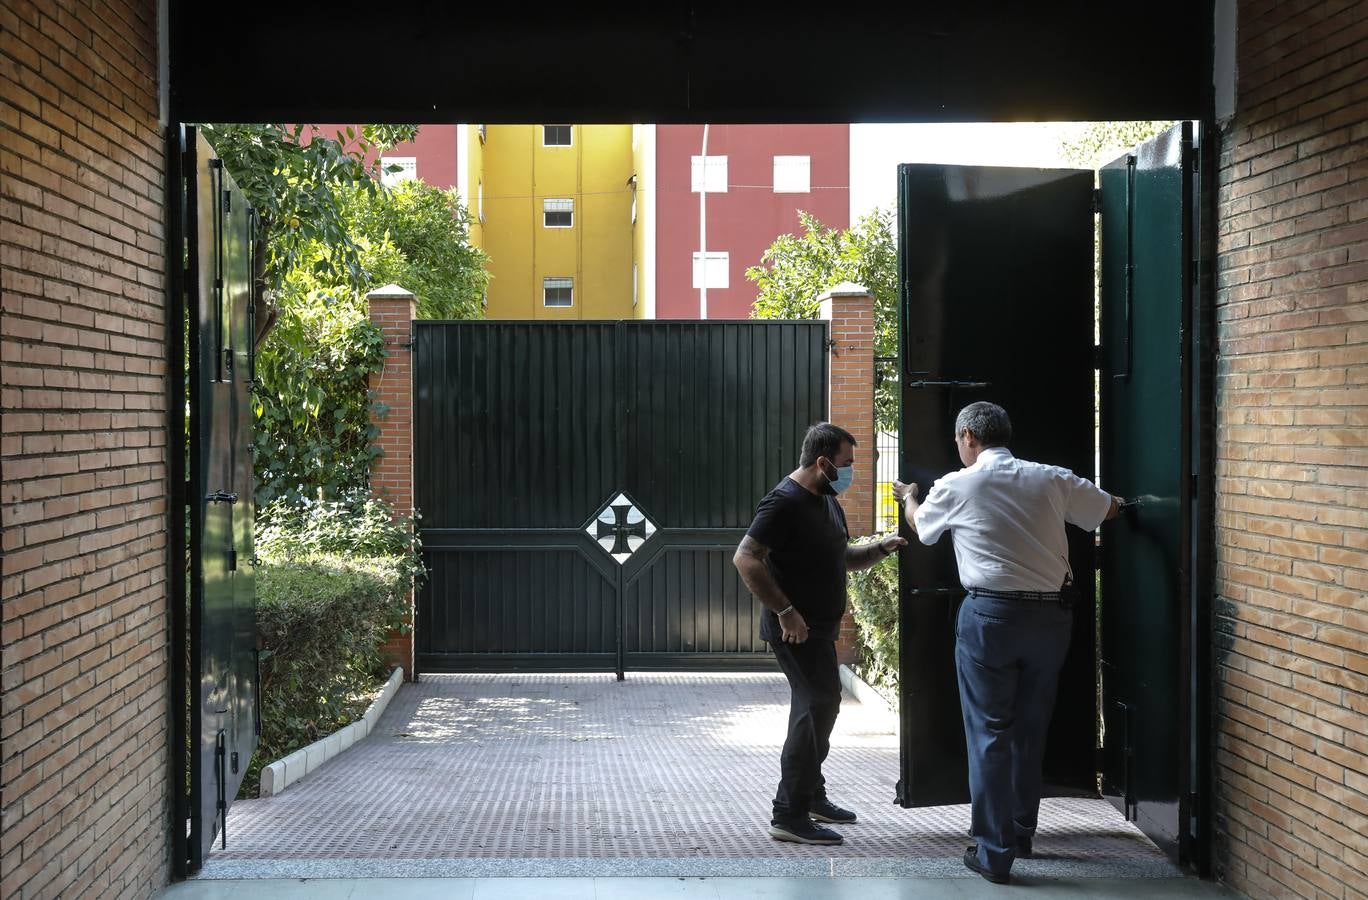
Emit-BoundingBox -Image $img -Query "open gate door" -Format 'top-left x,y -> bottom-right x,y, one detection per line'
182,127 -> 259,870
1098,122 -> 1199,863
894,127 -> 1206,870
895,164 -> 1097,807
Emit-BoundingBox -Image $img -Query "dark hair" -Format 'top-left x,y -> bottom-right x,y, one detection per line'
799,422 -> 856,467
955,401 -> 1011,447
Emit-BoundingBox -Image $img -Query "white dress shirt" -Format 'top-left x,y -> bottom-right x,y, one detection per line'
913,447 -> 1112,592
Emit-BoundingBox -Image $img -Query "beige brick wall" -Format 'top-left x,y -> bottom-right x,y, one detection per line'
1214,3 -> 1368,897
1,1 -> 169,898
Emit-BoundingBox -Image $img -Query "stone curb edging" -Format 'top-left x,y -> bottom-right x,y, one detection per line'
838,664 -> 896,722
259,666 -> 404,797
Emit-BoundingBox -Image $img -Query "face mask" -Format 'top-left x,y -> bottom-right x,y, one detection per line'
823,462 -> 855,495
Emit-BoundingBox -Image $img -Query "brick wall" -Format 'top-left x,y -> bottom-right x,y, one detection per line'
367,286 -> 416,679
1213,3 -> 1368,898
0,2 -> 168,898
820,285 -> 876,666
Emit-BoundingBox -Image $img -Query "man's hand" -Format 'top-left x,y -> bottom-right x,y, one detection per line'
892,480 -> 919,504
893,480 -> 921,536
780,608 -> 810,644
879,534 -> 908,555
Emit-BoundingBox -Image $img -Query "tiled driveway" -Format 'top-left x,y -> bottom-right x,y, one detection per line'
203,673 -> 1176,879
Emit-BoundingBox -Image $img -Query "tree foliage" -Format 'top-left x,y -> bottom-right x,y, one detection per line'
747,209 -> 899,432
205,124 -> 487,506
198,123 -> 419,312
1059,120 -> 1177,169
340,180 -> 488,321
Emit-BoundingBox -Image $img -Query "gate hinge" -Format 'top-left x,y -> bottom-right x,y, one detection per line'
227,549 -> 237,571
1093,344 -> 1103,370
1092,188 -> 1102,214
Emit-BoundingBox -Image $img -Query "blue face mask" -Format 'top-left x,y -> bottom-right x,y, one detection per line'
826,463 -> 855,495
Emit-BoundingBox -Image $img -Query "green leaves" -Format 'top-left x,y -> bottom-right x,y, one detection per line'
204,123 -> 490,507
1058,121 -> 1176,169
339,180 -> 490,321
748,209 -> 899,432
847,548 -> 899,706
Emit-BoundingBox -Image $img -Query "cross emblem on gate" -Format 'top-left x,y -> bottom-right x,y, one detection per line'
585,492 -> 657,564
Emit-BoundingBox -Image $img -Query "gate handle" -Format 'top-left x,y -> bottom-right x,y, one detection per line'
205,490 -> 238,504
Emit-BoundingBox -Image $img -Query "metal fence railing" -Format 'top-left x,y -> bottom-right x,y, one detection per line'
874,356 -> 900,532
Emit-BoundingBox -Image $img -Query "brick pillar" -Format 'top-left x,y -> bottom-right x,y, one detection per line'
819,283 -> 876,666
367,284 -> 417,680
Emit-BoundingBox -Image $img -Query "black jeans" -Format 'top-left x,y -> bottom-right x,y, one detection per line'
769,637 -> 842,823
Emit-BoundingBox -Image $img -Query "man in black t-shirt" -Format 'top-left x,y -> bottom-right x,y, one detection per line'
733,422 -> 906,846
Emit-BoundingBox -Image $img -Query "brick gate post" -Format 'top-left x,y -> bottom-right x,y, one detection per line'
818,283 -> 876,667
367,284 -> 417,680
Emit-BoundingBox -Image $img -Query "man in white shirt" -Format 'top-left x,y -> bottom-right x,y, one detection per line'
894,401 -> 1121,885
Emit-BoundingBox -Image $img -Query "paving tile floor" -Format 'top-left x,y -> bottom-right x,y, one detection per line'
204,673 -> 1180,881
165,875 -> 1241,899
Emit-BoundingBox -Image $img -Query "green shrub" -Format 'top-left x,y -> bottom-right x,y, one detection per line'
847,547 -> 899,706
256,488 -> 422,563
242,493 -> 424,797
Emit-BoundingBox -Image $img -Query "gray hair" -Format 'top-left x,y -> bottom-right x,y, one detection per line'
955,402 -> 1011,447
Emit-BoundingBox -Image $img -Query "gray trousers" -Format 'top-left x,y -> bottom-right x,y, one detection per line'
955,592 -> 1073,877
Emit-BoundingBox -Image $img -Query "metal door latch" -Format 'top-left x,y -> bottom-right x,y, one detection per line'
205,490 -> 239,504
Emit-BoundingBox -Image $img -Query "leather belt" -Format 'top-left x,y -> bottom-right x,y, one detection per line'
967,587 -> 1071,607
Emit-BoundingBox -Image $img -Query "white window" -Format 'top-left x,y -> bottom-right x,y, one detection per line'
543,198 -> 573,228
543,277 -> 574,307
543,125 -> 572,146
773,155 -> 811,193
380,156 -> 417,187
691,251 -> 729,289
477,181 -> 484,223
690,155 -> 728,193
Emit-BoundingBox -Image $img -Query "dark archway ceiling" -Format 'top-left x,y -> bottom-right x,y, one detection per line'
170,2 -> 1213,123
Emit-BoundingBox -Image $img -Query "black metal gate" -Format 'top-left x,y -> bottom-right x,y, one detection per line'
413,321 -> 828,675
173,126 -> 260,873
893,123 -> 1210,869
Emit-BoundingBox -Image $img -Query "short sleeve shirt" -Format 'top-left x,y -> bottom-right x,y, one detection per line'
913,447 -> 1112,591
745,477 -> 850,642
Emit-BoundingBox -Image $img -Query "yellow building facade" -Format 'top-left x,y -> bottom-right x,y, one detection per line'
463,125 -> 637,320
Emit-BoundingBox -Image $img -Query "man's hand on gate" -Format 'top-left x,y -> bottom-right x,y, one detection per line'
892,480 -> 919,503
780,609 -> 809,644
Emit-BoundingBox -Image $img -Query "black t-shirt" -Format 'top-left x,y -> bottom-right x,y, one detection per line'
745,476 -> 850,642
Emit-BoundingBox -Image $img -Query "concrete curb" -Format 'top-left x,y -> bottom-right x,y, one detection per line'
838,663 -> 896,721
259,666 -> 403,797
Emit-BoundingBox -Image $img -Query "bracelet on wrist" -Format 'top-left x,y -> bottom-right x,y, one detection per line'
777,605 -> 795,617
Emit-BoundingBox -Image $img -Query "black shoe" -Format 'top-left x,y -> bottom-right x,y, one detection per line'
769,819 -> 844,845
1016,835 -> 1033,859
963,846 -> 1011,884
809,796 -> 857,824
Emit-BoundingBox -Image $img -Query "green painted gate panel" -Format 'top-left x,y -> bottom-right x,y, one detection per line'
414,321 -> 827,672
1099,122 -> 1195,860
186,128 -> 258,867
895,164 -> 1097,807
